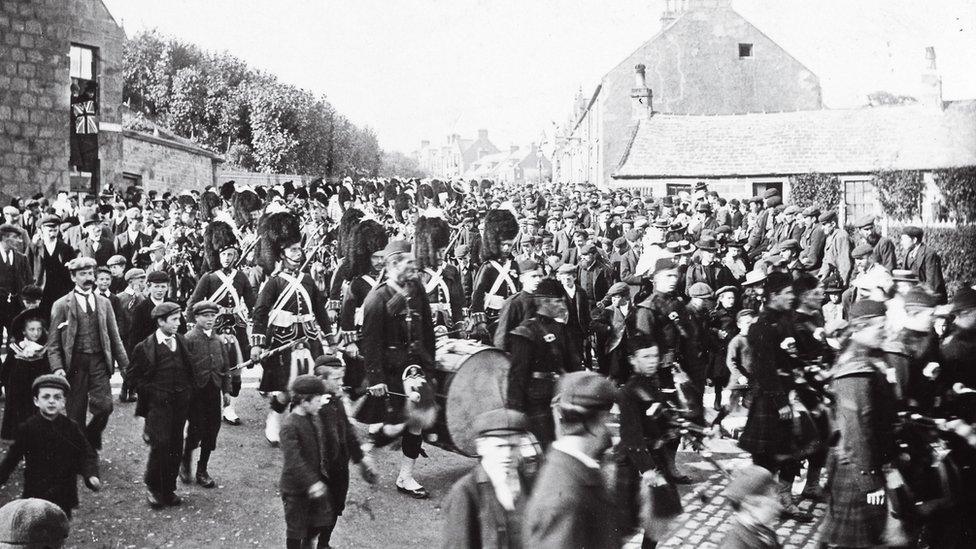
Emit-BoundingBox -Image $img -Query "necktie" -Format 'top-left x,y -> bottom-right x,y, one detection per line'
162,336 -> 175,352
75,290 -> 93,312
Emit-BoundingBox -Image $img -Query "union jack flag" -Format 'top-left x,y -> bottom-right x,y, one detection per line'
72,100 -> 98,134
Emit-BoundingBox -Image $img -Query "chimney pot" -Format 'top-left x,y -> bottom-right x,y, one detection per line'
920,46 -> 943,109
635,64 -> 647,88
478,129 -> 488,140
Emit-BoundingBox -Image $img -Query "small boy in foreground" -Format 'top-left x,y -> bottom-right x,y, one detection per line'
0,375 -> 100,519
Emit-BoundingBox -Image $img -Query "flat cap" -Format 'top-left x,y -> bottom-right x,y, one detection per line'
654,257 -> 678,274
580,242 -> 598,255
715,285 -> 738,296
81,212 -> 100,227
65,256 -> 96,272
32,374 -> 70,394
107,254 -> 126,266
382,240 -> 412,259
289,374 -> 326,396
146,270 -> 169,284
605,281 -> 631,299
783,205 -> 800,216
1,206 -> 18,216
473,408 -> 530,438
561,210 -> 577,220
314,353 -> 344,370
818,211 -> 837,224
850,299 -> 886,320
762,188 -> 780,199
556,371 -> 615,413
902,226 -> 924,239
556,263 -> 577,275
612,236 -> 628,250
904,286 -> 938,308
779,238 -> 800,252
39,213 -> 61,227
851,242 -> 874,259
517,259 -> 542,274
0,498 -> 69,547
891,269 -> 918,282
124,268 -> 146,282
952,287 -> 976,312
0,223 -> 19,236
853,213 -> 877,229
191,300 -> 219,316
148,241 -> 166,252
765,196 -> 783,208
802,206 -> 820,218
688,282 -> 714,299
151,302 -> 181,320
724,465 -> 776,505
453,244 -> 469,258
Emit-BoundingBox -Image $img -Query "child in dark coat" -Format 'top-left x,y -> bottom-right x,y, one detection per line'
0,375 -> 100,518
1,316 -> 49,440
279,369 -> 375,549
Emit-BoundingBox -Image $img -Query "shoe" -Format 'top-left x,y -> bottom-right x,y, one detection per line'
164,492 -> 183,506
146,490 -> 165,509
196,471 -> 216,488
222,414 -> 242,426
395,481 -> 430,499
222,402 -> 242,425
800,485 -> 826,503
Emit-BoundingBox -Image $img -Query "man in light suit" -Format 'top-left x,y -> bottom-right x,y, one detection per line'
47,256 -> 128,451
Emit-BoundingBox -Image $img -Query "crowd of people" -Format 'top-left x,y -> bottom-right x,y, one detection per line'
0,176 -> 973,548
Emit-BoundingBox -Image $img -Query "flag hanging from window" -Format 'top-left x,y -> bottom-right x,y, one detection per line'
72,100 -> 98,134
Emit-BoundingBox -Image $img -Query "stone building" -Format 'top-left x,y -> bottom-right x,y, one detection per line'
414,129 -> 500,178
0,0 -> 125,204
122,113 -> 223,193
552,0 -> 822,187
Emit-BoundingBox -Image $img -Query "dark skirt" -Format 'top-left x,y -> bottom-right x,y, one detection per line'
820,456 -> 887,547
738,391 -> 791,457
1,356 -> 50,440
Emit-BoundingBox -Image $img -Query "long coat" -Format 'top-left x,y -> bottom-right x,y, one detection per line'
901,244 -> 946,299
523,449 -> 621,549
0,414 -> 99,512
819,229 -> 853,285
46,291 -> 128,376
738,308 -> 796,457
442,464 -> 525,549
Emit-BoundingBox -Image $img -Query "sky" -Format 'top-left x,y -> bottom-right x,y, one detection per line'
102,0 -> 976,154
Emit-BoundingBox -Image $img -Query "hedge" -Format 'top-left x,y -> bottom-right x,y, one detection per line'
889,224 -> 976,294
788,173 -> 841,210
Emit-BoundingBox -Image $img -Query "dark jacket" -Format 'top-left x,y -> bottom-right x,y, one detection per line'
901,243 -> 946,299
0,414 -> 99,512
442,465 -> 525,549
278,401 -> 363,515
183,326 -> 233,391
77,237 -> 116,266
27,238 -> 74,293
361,279 -> 436,385
523,449 -> 621,549
126,333 -> 194,397
114,230 -> 151,267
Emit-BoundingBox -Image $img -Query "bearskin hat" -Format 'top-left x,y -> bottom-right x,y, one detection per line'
348,219 -> 389,277
232,189 -> 262,228
338,186 -> 352,205
337,208 -> 365,259
308,177 -> 323,196
414,215 -> 450,270
219,180 -> 236,201
384,179 -> 400,204
203,220 -> 238,272
199,190 -> 221,220
255,211 -> 301,275
481,208 -> 519,261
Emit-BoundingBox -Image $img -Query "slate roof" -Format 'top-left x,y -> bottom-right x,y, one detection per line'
613,100 -> 976,179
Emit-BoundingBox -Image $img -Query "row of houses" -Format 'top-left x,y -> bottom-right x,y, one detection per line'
549,0 -> 976,225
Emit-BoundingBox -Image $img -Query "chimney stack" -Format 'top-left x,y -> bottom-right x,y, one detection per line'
920,46 -> 943,109
478,129 -> 489,140
510,145 -> 520,154
421,140 -> 430,148
631,64 -> 653,121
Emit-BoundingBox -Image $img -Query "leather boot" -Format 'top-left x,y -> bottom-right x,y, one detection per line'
779,481 -> 812,522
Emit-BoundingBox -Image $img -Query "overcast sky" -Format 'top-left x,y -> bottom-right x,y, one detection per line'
103,0 -> 976,154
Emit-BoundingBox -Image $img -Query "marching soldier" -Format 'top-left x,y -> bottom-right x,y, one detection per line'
359,240 -> 437,499
507,278 -> 581,448
337,219 -> 388,394
470,209 -> 521,342
251,211 -> 332,447
414,211 -> 465,331
187,221 -> 256,426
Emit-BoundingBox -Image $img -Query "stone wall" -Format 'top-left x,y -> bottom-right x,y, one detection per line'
123,132 -> 219,193
0,0 -> 124,204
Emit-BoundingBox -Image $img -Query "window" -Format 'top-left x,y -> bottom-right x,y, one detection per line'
123,172 -> 143,189
70,45 -> 95,80
738,43 -> 753,58
666,183 -> 692,196
844,179 -> 876,226
752,181 -> 782,198
69,44 -> 99,189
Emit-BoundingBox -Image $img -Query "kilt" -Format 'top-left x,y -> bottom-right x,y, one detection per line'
258,338 -> 323,393
820,456 -> 887,547
282,493 -> 337,539
738,390 -> 791,456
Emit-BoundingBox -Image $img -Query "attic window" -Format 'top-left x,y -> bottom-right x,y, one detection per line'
738,43 -> 753,58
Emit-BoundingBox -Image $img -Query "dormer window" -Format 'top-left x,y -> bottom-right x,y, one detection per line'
738,43 -> 753,58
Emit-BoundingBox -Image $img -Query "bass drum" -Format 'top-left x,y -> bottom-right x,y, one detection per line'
427,338 -> 511,457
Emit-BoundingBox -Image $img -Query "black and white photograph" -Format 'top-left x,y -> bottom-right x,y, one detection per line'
0,0 -> 975,547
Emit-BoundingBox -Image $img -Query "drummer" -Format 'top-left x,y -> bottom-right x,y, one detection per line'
360,240 -> 437,499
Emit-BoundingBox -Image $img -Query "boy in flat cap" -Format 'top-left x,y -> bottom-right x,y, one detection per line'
524,371 -> 620,548
442,409 -> 537,549
179,301 -> 233,488
47,257 -> 128,452
127,302 -> 194,508
0,375 -> 100,519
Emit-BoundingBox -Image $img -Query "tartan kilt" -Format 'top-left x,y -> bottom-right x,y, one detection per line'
258,338 -> 323,393
738,390 -> 791,456
820,456 -> 887,547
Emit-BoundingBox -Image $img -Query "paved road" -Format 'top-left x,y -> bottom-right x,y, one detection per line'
0,368 -> 826,547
